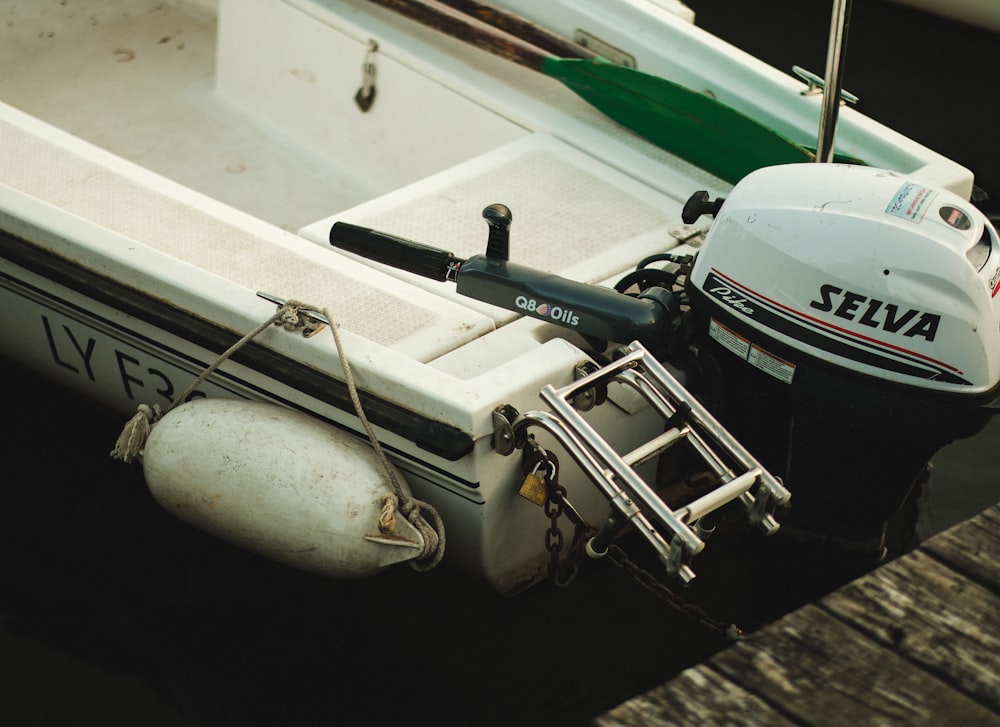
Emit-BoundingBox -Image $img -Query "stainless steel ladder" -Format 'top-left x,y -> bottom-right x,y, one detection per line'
502,341 -> 791,583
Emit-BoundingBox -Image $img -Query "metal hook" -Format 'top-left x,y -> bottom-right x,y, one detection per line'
355,39 -> 378,112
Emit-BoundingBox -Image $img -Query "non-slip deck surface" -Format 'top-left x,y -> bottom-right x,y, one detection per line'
0,0 -> 368,231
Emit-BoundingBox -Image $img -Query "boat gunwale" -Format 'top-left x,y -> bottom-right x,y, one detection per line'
0,226 -> 477,464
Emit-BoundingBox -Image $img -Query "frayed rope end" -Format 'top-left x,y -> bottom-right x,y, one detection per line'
109,403 -> 163,464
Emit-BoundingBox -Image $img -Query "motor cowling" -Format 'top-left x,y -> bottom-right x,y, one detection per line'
683,163 -> 1000,555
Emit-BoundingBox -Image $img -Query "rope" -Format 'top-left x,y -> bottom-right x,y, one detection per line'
110,300 -> 445,568
322,307 -> 445,570
108,403 -> 162,464
109,303 -> 291,463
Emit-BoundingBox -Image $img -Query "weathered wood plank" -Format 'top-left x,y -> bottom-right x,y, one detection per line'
821,548 -> 1000,712
921,506 -> 1000,593
597,505 -> 1000,726
709,605 -> 1000,726
592,663 -> 796,727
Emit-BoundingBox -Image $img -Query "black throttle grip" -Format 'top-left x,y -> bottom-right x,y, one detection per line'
330,221 -> 460,281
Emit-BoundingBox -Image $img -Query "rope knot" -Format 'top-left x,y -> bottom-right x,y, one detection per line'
109,403 -> 163,463
378,493 -> 398,533
278,304 -> 308,331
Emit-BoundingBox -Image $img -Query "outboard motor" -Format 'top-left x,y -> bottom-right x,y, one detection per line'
683,163 -> 1000,555
328,162 -> 999,575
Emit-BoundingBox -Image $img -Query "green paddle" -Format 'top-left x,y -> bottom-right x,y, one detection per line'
366,0 -> 814,184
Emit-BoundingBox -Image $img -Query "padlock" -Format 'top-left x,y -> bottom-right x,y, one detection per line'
518,461 -> 549,506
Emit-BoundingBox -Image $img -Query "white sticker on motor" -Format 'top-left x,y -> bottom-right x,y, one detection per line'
748,344 -> 796,384
711,318 -> 795,384
886,182 -> 937,223
709,318 -> 749,358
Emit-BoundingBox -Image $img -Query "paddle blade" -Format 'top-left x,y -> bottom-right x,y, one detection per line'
543,58 -> 814,184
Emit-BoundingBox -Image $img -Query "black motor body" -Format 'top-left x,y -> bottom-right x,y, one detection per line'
683,295 -> 994,555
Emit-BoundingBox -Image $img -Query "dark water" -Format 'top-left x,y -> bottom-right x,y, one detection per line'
2,2 -> 999,726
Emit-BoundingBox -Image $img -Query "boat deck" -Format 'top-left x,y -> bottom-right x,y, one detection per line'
1,0 -> 357,232
0,0 -> 697,359
0,0 -> 701,382
596,501 -> 1000,726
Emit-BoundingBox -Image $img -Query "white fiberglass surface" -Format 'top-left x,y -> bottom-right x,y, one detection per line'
0,1 -> 354,231
0,0 -> 524,231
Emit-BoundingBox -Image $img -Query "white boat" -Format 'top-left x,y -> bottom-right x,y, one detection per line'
2,0 -> 998,596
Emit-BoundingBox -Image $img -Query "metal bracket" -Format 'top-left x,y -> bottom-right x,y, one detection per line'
492,404 -> 521,455
669,224 -> 707,248
571,361 -> 606,411
255,292 -> 329,338
792,65 -> 859,104
572,29 -> 636,67
665,535 -> 696,583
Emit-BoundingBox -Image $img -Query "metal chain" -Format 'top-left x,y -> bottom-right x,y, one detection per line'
522,433 -> 739,639
542,481 -> 741,640
607,543 -> 742,640
544,481 -> 566,579
546,480 -> 596,587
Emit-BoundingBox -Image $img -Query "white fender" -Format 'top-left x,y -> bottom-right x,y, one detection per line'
141,398 -> 425,578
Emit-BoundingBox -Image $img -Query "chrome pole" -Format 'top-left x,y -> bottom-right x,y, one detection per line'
816,0 -> 852,162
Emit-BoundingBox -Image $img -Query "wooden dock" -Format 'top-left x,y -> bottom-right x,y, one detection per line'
594,503 -> 1000,726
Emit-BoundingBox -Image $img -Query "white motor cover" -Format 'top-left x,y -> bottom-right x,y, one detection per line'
142,399 -> 425,578
690,163 -> 1000,394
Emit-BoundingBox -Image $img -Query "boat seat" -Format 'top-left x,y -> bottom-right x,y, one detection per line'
0,108 -> 496,362
299,133 -> 683,324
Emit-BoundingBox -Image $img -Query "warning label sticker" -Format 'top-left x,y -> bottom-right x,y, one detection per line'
710,318 -> 796,384
886,182 -> 937,223
748,344 -> 796,384
709,318 -> 749,359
